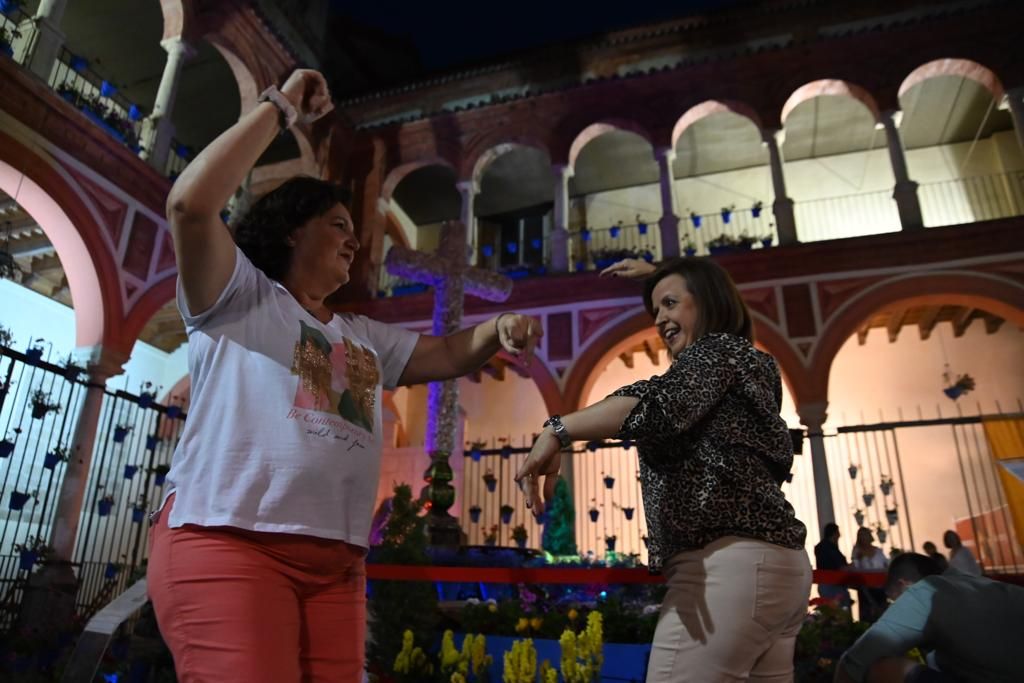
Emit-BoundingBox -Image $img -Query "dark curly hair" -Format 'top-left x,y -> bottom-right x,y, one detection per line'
232,176 -> 351,281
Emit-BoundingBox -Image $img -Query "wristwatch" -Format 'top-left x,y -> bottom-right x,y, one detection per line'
543,415 -> 573,449
257,85 -> 299,131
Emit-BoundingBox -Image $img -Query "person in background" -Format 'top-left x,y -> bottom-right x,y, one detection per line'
922,541 -> 949,572
835,552 -> 1024,683
943,530 -> 982,576
852,526 -> 889,622
815,522 -> 852,607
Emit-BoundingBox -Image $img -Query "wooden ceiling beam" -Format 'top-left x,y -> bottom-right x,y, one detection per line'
642,339 -> 660,366
917,305 -> 942,340
619,351 -> 635,369
886,308 -> 908,343
951,307 -> 974,338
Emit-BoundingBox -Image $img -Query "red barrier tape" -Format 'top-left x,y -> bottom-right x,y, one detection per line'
366,564 -> 886,588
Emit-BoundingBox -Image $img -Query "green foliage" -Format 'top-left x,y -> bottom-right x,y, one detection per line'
541,478 -> 577,556
366,484 -> 438,678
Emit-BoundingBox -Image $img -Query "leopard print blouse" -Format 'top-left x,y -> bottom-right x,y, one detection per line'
611,332 -> 807,571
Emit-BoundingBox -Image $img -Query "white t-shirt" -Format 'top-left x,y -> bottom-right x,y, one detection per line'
853,547 -> 889,572
162,247 -> 418,547
949,546 -> 983,576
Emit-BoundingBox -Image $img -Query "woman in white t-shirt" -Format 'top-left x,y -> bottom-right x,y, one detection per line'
147,69 -> 543,683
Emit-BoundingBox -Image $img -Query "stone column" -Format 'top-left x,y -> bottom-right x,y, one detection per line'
654,146 -> 680,259
22,346 -> 125,637
456,179 -> 479,265
140,36 -> 196,173
763,128 -> 798,245
1000,87 -> 1024,153
20,0 -> 68,81
550,163 -> 573,273
880,110 -> 924,231
799,401 -> 836,531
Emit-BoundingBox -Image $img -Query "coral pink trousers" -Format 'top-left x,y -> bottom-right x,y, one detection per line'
147,494 -> 367,682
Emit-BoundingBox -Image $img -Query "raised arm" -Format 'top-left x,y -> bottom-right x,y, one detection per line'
398,313 -> 542,386
166,69 -> 332,315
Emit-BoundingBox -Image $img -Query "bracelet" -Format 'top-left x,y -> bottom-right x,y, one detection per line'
257,85 -> 298,131
543,415 -> 573,450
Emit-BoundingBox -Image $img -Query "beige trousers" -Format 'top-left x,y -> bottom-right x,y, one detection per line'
646,536 -> 812,682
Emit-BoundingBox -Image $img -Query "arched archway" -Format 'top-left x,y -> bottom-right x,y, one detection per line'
0,131 -> 121,351
462,137 -> 552,187
808,271 -> 1024,401
781,79 -> 882,126
568,120 -> 654,170
672,100 -> 763,148
899,58 -> 1004,103
382,158 -> 458,203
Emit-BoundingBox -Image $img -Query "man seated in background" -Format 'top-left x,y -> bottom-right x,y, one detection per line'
835,553 -> 1023,683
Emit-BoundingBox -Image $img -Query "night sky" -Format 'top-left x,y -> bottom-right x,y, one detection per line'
328,0 -> 744,71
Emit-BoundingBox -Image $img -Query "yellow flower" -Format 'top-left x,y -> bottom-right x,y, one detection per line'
515,617 -> 530,633
530,617 -> 543,631
568,608 -> 579,621
488,603 -> 498,613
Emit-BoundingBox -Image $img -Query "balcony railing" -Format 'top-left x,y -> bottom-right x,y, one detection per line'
375,171 -> 1024,296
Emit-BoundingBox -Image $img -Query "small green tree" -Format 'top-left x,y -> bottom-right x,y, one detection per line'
366,483 -> 438,679
542,477 -> 578,556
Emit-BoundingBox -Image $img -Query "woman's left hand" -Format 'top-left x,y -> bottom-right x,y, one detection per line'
515,430 -> 562,515
496,314 -> 543,365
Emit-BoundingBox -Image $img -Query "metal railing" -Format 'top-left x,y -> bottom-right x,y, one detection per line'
920,171 -> 1024,228
0,3 -> 26,63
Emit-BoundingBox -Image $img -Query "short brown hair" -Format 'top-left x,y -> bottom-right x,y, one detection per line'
642,257 -> 753,342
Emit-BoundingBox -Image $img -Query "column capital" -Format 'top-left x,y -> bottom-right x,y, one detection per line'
797,400 -> 829,433
72,345 -> 127,383
654,146 -> 676,165
160,35 -> 197,60
761,127 -> 785,146
455,179 -> 479,196
878,109 -> 904,129
999,87 -> 1024,110
551,163 -> 574,179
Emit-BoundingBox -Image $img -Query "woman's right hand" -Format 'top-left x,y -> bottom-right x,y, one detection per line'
280,69 -> 333,123
599,258 -> 656,280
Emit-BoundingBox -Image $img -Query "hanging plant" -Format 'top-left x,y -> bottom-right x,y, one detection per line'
609,222 -> 621,239
97,495 -> 115,517
853,508 -> 865,526
848,464 -> 859,480
761,235 -> 773,248
123,464 -> 138,480
43,446 -> 69,470
682,239 -> 697,257
886,507 -> 899,525
131,505 -> 146,524
511,524 -> 528,548
862,491 -> 875,507
151,464 -> 170,486
586,440 -> 600,453
104,562 -> 121,580
138,381 -> 160,409
30,389 -> 62,420
482,470 -> 497,493
622,506 -> 635,521
60,357 -> 84,381
9,490 -> 35,511
751,200 -> 763,218
0,436 -> 14,458
499,444 -> 512,460
25,343 -> 45,365
603,474 -> 615,489
499,504 -> 514,524
483,524 -> 498,547
875,524 -> 888,544
690,211 -> 702,228
943,373 -> 976,401
0,324 -> 13,348
880,476 -> 894,496
621,439 -> 633,451
637,218 -> 648,235
469,505 -> 482,523
146,434 -> 161,451
113,424 -> 133,443
605,535 -> 617,553
588,501 -> 600,523
13,537 -> 51,572
720,205 -> 735,224
467,440 -> 486,462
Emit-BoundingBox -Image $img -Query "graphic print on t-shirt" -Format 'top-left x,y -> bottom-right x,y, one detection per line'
289,321 -> 380,437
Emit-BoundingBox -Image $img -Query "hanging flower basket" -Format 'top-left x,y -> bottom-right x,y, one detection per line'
469,505 -> 482,523
603,475 -> 615,489
752,202 -> 763,218
9,491 -> 32,511
97,497 -> 114,516
25,347 -> 44,364
0,439 -> 14,458
690,213 -> 702,228
152,464 -> 170,486
589,508 -> 600,523
622,506 -> 635,521
146,435 -> 160,451
500,445 -> 512,460
886,508 -> 899,525
483,473 -> 497,493
18,550 -> 37,572
123,465 -> 138,480
469,448 -> 482,462
113,426 -> 131,443
104,562 -> 121,580
876,527 -> 888,544
138,392 -> 156,409
684,245 -> 697,257
43,449 -> 66,470
637,222 -> 648,235
848,464 -> 859,480
853,509 -> 865,526
761,236 -> 773,248
609,226 -> 621,239
512,524 -> 528,549
605,536 -> 617,552
621,439 -> 633,451
131,506 -> 146,524
499,505 -> 514,524
586,441 -> 600,453
720,207 -> 733,224
880,477 -> 893,496
862,492 -> 875,507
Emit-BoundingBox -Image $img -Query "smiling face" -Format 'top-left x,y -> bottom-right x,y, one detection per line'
287,202 -> 359,292
650,274 -> 700,358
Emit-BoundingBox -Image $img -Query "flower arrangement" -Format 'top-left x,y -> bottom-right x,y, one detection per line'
511,524 -> 528,548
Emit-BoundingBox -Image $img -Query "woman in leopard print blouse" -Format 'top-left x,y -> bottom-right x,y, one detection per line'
516,257 -> 811,682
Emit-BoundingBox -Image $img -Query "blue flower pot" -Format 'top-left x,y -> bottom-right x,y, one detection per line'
0,440 -> 14,458
752,207 -> 762,218
684,247 -> 697,257
761,237 -> 773,248
589,509 -> 600,523
691,215 -> 702,228
104,562 -> 120,580
25,347 -> 43,364
484,478 -> 496,493
18,550 -> 37,572
603,476 -> 615,489
166,405 -> 182,419
500,445 -> 512,460
131,507 -> 146,523
610,227 -> 620,238
943,386 -> 963,400
138,393 -> 154,409
146,435 -> 159,451
638,222 -> 648,235
97,499 -> 113,516
155,472 -> 167,486
124,465 -> 137,480
113,427 -> 128,443
605,538 -> 617,552
469,508 -> 482,523
721,210 -> 732,224
9,491 -> 31,510
623,507 -> 635,520
43,451 -> 62,470
500,509 -> 513,524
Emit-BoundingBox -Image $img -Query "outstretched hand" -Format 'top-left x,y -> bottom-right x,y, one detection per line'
599,258 -> 657,280
280,69 -> 334,124
514,431 -> 562,516
496,314 -> 543,366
